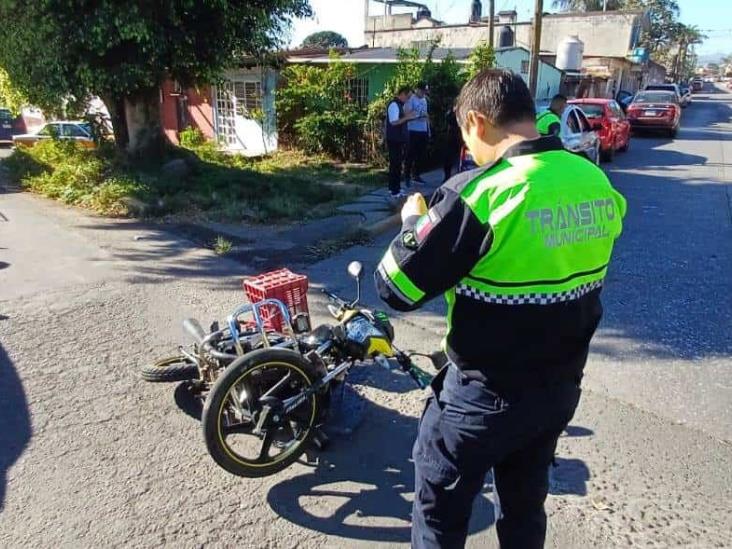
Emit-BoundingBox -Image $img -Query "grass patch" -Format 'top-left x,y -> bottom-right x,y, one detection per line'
2,137 -> 385,223
213,235 -> 233,255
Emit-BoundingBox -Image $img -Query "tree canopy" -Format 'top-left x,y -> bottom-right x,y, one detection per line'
301,31 -> 348,49
0,1 -> 311,155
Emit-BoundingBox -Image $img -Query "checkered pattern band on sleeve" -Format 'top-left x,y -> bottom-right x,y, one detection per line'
456,280 -> 604,305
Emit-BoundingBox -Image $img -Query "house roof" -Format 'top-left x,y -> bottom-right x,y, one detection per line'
286,46 -> 561,71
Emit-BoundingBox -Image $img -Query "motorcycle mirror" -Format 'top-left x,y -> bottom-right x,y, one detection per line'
347,261 -> 363,280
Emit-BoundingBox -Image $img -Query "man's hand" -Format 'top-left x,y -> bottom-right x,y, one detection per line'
401,193 -> 427,223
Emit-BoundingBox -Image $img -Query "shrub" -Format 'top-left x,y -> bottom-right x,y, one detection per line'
277,53 -> 367,161
179,126 -> 206,149
6,139 -> 145,216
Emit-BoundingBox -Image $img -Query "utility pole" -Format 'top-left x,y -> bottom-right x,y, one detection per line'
528,0 -> 543,97
488,0 -> 495,49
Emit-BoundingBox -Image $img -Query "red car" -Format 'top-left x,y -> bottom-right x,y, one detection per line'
626,90 -> 681,138
568,98 -> 630,162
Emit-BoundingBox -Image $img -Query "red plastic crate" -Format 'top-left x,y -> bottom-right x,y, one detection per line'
242,269 -> 309,333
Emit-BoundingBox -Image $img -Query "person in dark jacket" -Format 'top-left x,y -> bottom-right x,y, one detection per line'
375,70 -> 626,549
443,103 -> 462,181
386,86 -> 416,198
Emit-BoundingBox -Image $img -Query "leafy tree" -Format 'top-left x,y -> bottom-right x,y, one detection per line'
0,1 -> 311,158
464,42 -> 496,80
0,68 -> 28,115
301,31 -> 348,49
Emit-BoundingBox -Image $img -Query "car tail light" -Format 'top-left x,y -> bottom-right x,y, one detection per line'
627,107 -> 639,119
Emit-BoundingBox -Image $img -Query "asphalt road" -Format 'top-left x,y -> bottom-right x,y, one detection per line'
0,88 -> 730,548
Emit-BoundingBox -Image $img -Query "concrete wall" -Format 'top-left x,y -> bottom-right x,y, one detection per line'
160,80 -> 215,145
366,12 -> 643,57
495,48 -> 562,101
366,23 -> 494,49
538,12 -> 640,57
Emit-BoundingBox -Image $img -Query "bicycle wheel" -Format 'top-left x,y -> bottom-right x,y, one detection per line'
141,356 -> 199,382
202,348 -> 323,477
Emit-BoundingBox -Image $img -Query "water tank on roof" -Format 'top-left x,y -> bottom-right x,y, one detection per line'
498,25 -> 514,48
556,35 -> 584,72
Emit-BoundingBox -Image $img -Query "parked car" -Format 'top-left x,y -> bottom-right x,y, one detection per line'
12,121 -> 96,148
569,98 -> 630,162
644,83 -> 682,104
626,91 -> 681,137
558,104 -> 601,164
0,108 -> 13,145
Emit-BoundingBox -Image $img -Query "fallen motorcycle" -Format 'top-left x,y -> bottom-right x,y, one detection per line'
142,261 -> 437,477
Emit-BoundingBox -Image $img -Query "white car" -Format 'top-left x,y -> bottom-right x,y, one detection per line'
559,105 -> 601,165
12,121 -> 96,148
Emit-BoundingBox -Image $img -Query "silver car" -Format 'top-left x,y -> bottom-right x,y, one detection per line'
559,105 -> 601,165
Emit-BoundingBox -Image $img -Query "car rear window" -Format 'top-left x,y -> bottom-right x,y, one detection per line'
577,104 -> 605,117
0,109 -> 12,121
634,92 -> 675,104
645,85 -> 675,92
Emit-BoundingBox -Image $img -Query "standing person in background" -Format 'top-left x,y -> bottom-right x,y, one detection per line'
536,94 -> 567,136
443,103 -> 462,182
404,82 -> 430,187
386,86 -> 416,198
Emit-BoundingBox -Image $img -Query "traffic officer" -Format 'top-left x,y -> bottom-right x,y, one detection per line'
374,69 -> 626,548
536,93 -> 567,135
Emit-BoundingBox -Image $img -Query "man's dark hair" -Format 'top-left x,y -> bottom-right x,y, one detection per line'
416,81 -> 427,90
396,85 -> 411,96
455,69 -> 535,128
550,94 -> 567,109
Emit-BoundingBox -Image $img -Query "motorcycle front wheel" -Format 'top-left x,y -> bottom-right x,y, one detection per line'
202,348 -> 323,477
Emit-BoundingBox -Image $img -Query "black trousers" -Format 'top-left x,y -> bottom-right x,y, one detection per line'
412,365 -> 581,549
405,131 -> 429,180
387,139 -> 405,194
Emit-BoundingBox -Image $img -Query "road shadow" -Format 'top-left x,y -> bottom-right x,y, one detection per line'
267,398 -> 592,543
267,400 -> 496,543
0,343 -> 32,512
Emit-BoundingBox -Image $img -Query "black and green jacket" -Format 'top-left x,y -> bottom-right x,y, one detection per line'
375,136 -> 626,390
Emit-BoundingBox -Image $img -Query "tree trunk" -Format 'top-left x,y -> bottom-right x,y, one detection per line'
124,89 -> 165,161
102,94 -> 129,151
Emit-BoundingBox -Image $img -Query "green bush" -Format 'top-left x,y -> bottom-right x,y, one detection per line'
179,126 -> 206,148
277,53 -> 367,161
294,109 -> 365,159
5,140 -> 145,216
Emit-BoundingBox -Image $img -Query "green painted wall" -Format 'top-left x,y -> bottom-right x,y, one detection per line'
350,50 -> 561,103
354,63 -> 396,100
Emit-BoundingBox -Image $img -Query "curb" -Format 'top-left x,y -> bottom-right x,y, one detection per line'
362,186 -> 440,239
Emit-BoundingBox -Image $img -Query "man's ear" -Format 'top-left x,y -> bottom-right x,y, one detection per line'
465,110 -> 485,139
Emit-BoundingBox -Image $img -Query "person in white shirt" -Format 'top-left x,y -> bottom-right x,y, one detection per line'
404,82 -> 430,186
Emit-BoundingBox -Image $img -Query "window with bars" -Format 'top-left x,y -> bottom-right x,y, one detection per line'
346,77 -> 369,107
234,81 -> 262,115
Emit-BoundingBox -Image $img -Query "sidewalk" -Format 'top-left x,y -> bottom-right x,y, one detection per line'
181,168 -> 445,271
